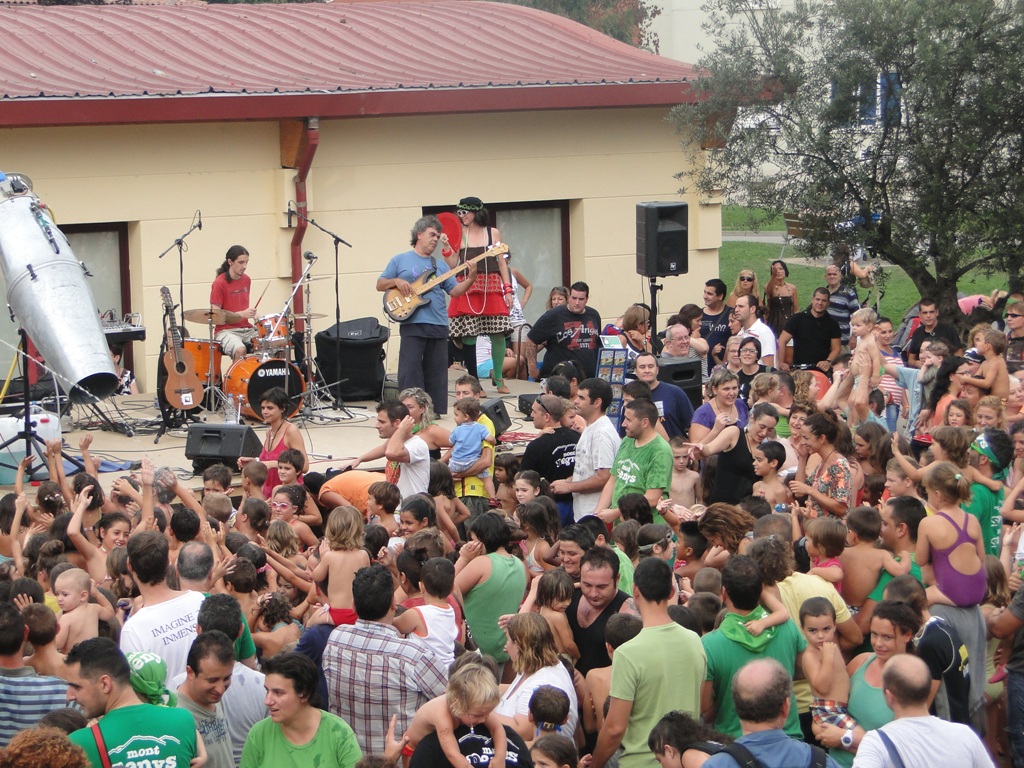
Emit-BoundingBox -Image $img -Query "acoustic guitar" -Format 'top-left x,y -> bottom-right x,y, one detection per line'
160,287 -> 203,410
382,243 -> 509,322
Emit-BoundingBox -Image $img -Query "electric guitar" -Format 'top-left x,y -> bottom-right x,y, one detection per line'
160,287 -> 203,410
382,243 -> 509,322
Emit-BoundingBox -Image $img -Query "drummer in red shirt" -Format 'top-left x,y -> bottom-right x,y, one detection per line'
211,245 -> 258,361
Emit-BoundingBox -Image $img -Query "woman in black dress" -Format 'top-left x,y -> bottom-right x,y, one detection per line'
691,402 -> 779,504
764,259 -> 798,337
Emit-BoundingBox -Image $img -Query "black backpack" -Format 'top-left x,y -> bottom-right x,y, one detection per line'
720,740 -> 828,768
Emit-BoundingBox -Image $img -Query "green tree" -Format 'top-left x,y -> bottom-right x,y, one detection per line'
673,0 -> 1024,323
501,0 -> 660,50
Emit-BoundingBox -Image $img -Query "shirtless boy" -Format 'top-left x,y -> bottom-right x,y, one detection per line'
752,440 -> 793,508
800,597 -> 854,730
838,506 -> 911,611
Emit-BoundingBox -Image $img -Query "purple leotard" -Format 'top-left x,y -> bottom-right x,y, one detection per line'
931,510 -> 986,607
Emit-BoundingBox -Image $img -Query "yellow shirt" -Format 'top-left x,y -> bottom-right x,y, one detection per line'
777,571 -> 852,711
453,414 -> 496,498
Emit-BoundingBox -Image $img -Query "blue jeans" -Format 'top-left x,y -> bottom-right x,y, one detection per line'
885,403 -> 900,433
1006,670 -> 1024,766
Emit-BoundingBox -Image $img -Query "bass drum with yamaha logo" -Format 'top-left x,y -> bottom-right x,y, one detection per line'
224,356 -> 305,421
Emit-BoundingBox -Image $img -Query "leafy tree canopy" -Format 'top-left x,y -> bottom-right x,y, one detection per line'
501,0 -> 660,50
673,0 -> 1024,321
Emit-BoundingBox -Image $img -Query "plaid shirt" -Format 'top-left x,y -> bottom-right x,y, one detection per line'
322,619 -> 448,754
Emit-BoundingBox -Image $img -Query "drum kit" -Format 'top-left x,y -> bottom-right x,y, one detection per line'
180,271 -> 330,423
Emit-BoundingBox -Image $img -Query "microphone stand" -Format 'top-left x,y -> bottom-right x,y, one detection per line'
157,213 -> 202,326
287,206 -> 357,417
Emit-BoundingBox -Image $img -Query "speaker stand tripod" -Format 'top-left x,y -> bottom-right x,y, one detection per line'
647,277 -> 663,340
0,328 -> 84,477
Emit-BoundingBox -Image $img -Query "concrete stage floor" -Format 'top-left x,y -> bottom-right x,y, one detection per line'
2,369 -> 542,496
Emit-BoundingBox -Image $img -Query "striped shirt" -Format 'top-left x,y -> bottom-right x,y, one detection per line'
827,286 -> 860,344
322,619 -> 447,755
0,667 -> 69,747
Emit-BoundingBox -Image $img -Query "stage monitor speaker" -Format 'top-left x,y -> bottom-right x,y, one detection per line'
657,358 -> 704,410
518,393 -> 539,417
184,423 -> 261,474
636,202 -> 689,277
314,318 -> 389,401
480,397 -> 513,439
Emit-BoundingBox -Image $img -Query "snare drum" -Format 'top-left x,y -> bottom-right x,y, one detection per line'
224,356 -> 305,421
183,339 -> 222,385
256,314 -> 290,350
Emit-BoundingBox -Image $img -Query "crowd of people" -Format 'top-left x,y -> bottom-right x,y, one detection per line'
3,218 -> 1024,768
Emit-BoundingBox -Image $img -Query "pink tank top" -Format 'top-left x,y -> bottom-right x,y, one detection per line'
260,429 -> 302,498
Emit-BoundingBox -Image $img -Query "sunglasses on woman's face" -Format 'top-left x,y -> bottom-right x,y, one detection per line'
739,276 -> 754,282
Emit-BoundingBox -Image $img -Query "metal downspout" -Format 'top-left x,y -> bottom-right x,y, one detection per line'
290,117 -> 320,324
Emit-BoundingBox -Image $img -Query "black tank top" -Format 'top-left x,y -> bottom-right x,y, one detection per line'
566,588 -> 629,676
708,427 -> 757,505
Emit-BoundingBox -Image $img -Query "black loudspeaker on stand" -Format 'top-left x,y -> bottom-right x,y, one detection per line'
184,423 -> 261,474
636,202 -> 688,278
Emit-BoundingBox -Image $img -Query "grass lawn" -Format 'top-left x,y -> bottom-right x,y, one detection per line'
718,241 -> 1008,321
721,205 -> 785,231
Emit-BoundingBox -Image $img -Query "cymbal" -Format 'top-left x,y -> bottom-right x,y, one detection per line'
291,275 -> 333,287
301,312 -> 328,320
183,308 -> 242,325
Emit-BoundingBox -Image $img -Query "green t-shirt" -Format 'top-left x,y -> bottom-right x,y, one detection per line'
202,591 -> 256,662
70,703 -> 197,768
610,622 -> 706,768
240,710 -> 362,768
964,483 -> 1004,556
775,414 -> 791,439
702,617 -> 807,738
868,553 -> 924,602
611,544 -> 635,595
610,435 -> 673,516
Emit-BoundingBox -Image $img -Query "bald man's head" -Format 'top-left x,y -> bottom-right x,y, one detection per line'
882,654 -> 932,708
732,658 -> 791,724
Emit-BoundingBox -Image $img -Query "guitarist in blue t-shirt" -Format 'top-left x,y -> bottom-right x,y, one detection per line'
377,215 -> 478,416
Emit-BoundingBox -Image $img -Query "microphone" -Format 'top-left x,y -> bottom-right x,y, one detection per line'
197,211 -> 202,231
304,251 -> 317,261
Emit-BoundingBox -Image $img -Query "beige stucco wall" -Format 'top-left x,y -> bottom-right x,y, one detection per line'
1,105 -> 720,391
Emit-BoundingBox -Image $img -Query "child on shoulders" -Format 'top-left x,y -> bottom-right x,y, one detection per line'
917,462 -> 986,607
404,661 -> 507,768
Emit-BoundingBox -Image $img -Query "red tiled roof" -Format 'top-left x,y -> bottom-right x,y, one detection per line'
0,2 -> 696,126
